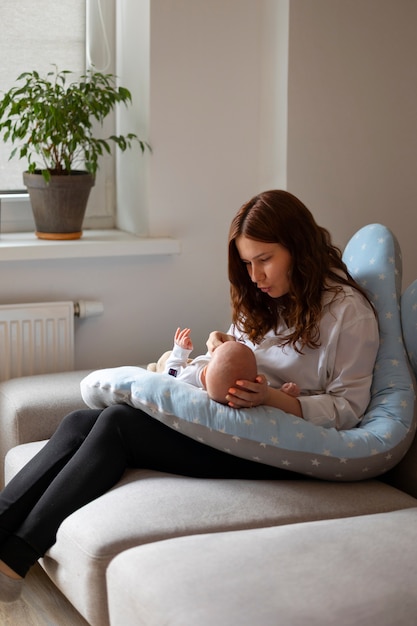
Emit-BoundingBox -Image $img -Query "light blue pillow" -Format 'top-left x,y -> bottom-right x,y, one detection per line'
81,224 -> 416,481
401,279 -> 417,376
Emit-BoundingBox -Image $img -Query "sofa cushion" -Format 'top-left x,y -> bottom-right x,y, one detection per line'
0,370 -> 90,487
5,441 -> 417,626
106,507 -> 417,626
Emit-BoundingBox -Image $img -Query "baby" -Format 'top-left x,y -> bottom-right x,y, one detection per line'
164,327 -> 300,405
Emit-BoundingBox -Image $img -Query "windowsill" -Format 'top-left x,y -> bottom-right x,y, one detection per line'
0,230 -> 181,261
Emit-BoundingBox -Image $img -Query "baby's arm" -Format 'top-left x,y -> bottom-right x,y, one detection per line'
280,382 -> 301,398
174,327 -> 193,351
164,328 -> 194,378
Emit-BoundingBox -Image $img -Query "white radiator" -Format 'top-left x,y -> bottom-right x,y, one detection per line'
0,301 -> 75,382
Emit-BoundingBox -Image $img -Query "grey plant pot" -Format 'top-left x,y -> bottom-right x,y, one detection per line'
23,171 -> 95,240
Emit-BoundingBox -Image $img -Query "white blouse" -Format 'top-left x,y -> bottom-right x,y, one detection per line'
165,285 -> 379,430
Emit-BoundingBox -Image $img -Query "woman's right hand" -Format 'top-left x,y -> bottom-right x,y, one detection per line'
206,331 -> 235,353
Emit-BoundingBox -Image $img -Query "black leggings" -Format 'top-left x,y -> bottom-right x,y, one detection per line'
0,404 -> 295,576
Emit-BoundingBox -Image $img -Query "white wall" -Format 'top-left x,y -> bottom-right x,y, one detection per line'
287,0 -> 417,289
0,0 -> 271,370
3,0 -> 414,371
258,0 -> 289,191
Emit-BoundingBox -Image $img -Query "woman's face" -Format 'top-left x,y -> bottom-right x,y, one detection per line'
235,235 -> 292,298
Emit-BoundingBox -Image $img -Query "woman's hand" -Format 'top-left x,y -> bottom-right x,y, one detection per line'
206,331 -> 235,354
225,374 -> 269,409
226,375 -> 303,417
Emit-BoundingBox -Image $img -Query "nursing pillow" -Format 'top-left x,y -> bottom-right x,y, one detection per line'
81,224 -> 416,481
401,279 -> 417,376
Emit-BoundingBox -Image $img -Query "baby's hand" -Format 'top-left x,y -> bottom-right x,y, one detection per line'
206,331 -> 235,353
281,382 -> 300,398
174,327 -> 193,351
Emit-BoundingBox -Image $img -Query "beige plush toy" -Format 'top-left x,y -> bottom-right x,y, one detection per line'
147,350 -> 194,373
146,351 -> 173,373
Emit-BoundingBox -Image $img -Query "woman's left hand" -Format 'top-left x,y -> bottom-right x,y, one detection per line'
226,374 -> 269,409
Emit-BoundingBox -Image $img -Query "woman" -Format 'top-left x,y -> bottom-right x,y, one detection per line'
209,189 -> 379,427
0,190 -> 379,601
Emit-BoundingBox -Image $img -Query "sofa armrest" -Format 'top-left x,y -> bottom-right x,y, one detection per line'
0,370 -> 90,487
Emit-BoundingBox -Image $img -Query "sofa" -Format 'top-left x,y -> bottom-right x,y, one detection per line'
2,224 -> 417,626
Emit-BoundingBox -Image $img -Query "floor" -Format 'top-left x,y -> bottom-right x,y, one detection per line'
0,564 -> 89,626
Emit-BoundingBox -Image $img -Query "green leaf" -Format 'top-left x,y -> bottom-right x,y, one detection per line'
0,67 -> 151,177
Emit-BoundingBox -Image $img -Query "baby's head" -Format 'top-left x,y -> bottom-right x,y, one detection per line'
204,341 -> 257,404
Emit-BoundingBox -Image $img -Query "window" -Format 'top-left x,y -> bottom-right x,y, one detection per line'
0,0 -> 116,232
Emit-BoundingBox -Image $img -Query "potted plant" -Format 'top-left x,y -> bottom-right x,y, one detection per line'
0,67 -> 150,240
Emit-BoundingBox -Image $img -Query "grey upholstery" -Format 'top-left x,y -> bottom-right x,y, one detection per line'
107,507 -> 417,626
0,370 -> 89,487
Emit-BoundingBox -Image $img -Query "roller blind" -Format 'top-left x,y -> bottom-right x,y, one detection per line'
0,0 -> 86,191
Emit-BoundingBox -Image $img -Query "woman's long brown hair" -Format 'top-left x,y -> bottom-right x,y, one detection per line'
228,190 -> 374,350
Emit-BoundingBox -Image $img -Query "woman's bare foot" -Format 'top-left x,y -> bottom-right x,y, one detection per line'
0,559 -> 23,602
0,560 -> 22,580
